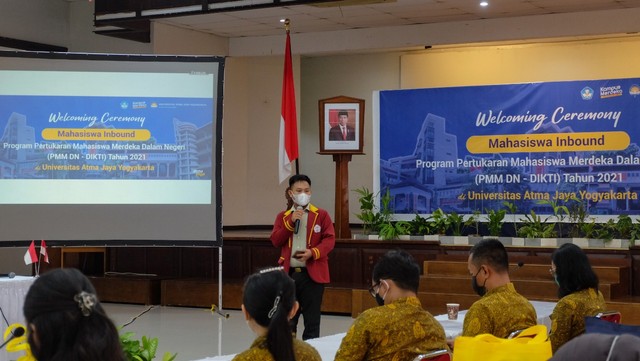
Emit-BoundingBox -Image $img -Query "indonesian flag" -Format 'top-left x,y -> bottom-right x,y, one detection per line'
24,240 -> 38,265
40,240 -> 49,263
278,28 -> 299,183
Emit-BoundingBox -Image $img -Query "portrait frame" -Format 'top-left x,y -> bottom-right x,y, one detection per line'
318,95 -> 365,154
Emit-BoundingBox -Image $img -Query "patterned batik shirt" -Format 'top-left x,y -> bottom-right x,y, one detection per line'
334,296 -> 449,361
232,335 -> 321,361
550,288 -> 606,353
462,282 -> 537,338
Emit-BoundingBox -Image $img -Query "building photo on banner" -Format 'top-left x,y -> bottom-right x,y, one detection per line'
375,78 -> 640,220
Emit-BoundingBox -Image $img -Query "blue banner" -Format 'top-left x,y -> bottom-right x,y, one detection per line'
0,95 -> 214,180
378,78 -> 640,217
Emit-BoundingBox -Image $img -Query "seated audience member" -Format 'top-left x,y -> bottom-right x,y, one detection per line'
23,268 -> 126,361
233,267 -> 321,361
462,238 -> 537,338
549,243 -> 606,353
334,249 -> 449,361
549,333 -> 640,361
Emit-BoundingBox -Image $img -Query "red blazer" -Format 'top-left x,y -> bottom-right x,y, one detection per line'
270,204 -> 335,284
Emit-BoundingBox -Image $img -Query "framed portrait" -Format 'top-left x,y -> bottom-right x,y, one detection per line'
318,95 -> 365,154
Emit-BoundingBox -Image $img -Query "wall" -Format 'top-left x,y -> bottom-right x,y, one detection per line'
0,0 -> 68,49
400,37 -> 640,88
220,55 -> 302,224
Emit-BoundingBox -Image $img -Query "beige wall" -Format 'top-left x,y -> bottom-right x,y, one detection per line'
400,37 -> 640,88
221,55 -> 302,225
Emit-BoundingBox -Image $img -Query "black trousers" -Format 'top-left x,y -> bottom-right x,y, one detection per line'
289,267 -> 325,340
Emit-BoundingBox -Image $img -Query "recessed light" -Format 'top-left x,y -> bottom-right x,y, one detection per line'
480,1 -> 489,6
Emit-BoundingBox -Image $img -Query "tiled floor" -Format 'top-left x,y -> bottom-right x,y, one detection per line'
104,303 -> 354,361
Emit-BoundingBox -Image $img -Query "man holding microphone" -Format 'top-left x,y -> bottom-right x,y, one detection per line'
270,174 -> 336,340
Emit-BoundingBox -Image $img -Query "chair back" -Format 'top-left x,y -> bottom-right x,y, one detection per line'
596,310 -> 622,324
412,349 -> 451,361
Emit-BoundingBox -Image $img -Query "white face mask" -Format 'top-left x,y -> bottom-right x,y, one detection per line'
292,192 -> 311,207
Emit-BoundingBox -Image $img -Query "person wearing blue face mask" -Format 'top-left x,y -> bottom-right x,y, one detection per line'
549,243 -> 605,353
462,238 -> 537,338
334,250 -> 448,361
270,174 -> 335,340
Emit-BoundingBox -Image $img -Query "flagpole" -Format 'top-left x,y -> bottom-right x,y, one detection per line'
283,18 -> 300,176
37,253 -> 41,276
279,18 -> 300,180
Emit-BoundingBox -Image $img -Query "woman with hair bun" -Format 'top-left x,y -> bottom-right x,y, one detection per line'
233,267 -> 321,361
23,268 -> 126,361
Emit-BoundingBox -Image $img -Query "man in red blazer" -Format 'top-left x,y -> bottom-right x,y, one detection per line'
271,174 -> 335,340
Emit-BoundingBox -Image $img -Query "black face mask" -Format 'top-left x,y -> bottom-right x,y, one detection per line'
375,293 -> 385,306
372,280 -> 388,306
471,267 -> 487,296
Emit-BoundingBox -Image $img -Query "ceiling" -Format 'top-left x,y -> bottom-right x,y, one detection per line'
93,0 -> 640,43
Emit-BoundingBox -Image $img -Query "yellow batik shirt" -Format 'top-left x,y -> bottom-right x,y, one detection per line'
549,288 -> 606,353
334,296 -> 449,361
462,282 -> 537,338
231,335 -> 321,361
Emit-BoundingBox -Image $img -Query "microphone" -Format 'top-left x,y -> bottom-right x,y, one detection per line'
0,326 -> 24,349
294,206 -> 303,234
0,272 -> 15,279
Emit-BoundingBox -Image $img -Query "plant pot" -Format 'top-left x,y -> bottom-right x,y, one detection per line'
540,238 -> 560,247
602,238 -> 630,249
524,238 -> 541,247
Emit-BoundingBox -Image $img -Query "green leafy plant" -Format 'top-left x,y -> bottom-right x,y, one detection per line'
430,208 -> 449,235
409,214 -> 432,235
378,220 -> 411,240
466,210 -> 481,236
580,219 -> 598,239
376,189 -> 411,240
616,214 -> 634,239
595,219 -> 617,242
120,332 -> 176,361
503,201 -> 519,236
567,197 -> 589,238
353,187 -> 384,235
446,211 -> 465,236
629,219 -> 640,247
538,199 -> 569,237
486,208 -> 506,237
518,210 -> 556,238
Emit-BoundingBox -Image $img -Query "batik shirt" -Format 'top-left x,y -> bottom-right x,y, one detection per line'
550,288 -> 606,353
462,282 -> 537,338
334,296 -> 449,361
231,335 -> 321,361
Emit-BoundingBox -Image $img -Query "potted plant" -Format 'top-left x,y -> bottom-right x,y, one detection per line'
517,209 -> 556,246
408,214 -> 438,240
430,208 -> 450,236
120,331 -> 176,361
353,187 -> 384,236
485,208 -> 506,237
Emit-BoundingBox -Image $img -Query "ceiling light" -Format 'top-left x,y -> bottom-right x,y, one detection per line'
480,1 -> 489,6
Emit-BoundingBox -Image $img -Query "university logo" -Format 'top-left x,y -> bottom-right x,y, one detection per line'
580,87 -> 594,100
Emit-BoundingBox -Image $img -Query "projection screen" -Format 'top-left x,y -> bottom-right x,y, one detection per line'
0,51 -> 224,246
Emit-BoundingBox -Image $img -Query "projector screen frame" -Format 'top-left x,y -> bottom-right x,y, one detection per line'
0,51 -> 224,247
